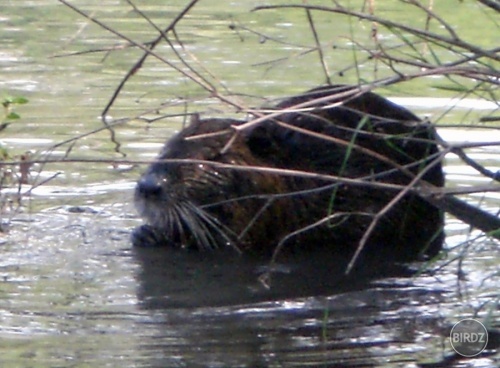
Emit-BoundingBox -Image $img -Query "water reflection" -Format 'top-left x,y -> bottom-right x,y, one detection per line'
131,246 -> 452,366
132,249 -> 499,367
1,0 -> 498,367
132,246 -> 452,367
134,239 -> 433,306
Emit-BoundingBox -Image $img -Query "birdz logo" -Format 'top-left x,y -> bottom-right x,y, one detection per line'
450,319 -> 488,357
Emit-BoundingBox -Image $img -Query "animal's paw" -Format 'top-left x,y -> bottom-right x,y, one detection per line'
131,225 -> 171,247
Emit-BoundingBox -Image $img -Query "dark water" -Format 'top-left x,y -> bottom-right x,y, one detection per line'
0,1 -> 498,367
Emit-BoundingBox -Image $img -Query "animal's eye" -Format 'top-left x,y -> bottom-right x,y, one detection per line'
199,146 -> 222,161
210,152 -> 223,161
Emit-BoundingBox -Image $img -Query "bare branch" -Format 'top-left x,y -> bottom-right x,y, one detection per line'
253,4 -> 500,62
477,0 -> 500,12
304,8 -> 331,84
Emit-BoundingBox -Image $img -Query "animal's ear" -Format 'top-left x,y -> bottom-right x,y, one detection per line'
188,113 -> 201,127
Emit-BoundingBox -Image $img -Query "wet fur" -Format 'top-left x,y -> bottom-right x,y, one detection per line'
133,85 -> 444,261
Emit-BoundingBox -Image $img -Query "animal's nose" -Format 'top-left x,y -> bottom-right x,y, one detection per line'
136,174 -> 163,198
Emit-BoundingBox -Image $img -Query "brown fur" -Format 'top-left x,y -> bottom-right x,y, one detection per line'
133,85 -> 444,262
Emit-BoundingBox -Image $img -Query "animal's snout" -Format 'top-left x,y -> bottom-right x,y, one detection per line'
136,174 -> 164,198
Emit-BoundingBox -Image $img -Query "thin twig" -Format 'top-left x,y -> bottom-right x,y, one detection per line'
403,0 -> 459,40
304,7 -> 331,84
260,211 -> 371,288
477,0 -> 500,12
103,0 -> 202,117
345,149 -> 447,274
253,4 -> 500,62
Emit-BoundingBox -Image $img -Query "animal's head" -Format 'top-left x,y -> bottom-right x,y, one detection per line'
134,116 -> 253,249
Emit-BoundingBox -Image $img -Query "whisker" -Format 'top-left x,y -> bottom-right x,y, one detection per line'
187,202 -> 241,253
183,202 -> 224,250
177,203 -> 212,250
171,203 -> 187,246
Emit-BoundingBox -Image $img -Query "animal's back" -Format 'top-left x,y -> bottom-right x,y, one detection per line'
133,85 -> 444,264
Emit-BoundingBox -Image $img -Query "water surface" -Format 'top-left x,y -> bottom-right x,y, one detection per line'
0,1 -> 498,367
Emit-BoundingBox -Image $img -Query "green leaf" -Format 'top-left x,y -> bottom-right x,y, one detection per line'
10,96 -> 28,105
0,146 -> 9,160
2,96 -> 29,108
432,84 -> 470,93
6,112 -> 20,120
488,228 -> 500,240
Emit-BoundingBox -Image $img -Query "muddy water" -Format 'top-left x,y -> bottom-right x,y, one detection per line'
0,1 -> 499,367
